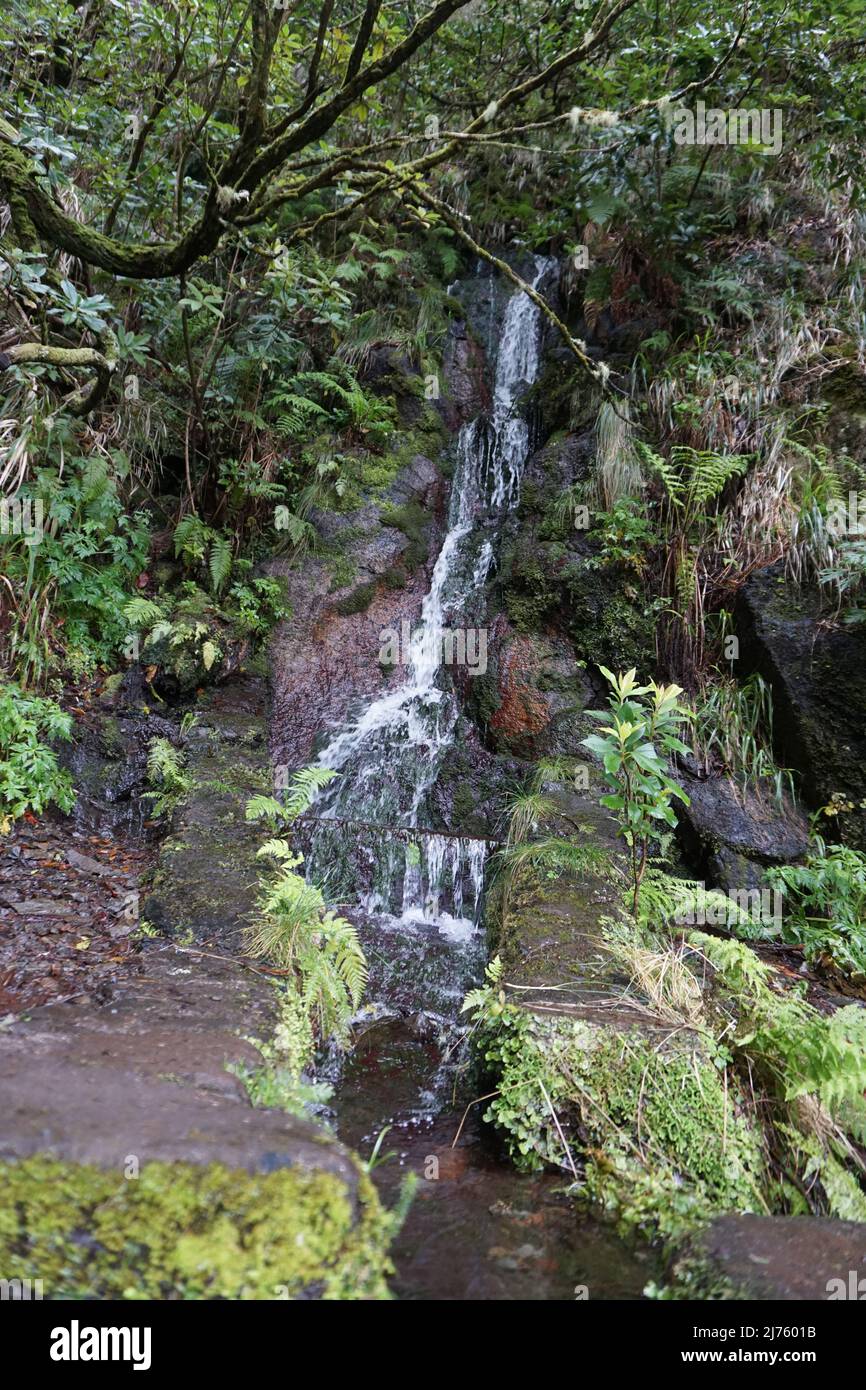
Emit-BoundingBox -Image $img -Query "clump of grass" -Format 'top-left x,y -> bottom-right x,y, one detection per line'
690,673 -> 796,807
591,399 -> 644,510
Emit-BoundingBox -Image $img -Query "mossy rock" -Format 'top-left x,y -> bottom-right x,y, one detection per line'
477,1005 -> 767,1244
379,497 -> 431,569
335,580 -> 377,616
0,1157 -> 392,1300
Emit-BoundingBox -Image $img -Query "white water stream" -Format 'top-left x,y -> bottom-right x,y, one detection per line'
307,258 -> 553,929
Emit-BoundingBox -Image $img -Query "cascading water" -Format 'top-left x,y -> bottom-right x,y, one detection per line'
306,257 -> 553,927
290,259 -> 654,1299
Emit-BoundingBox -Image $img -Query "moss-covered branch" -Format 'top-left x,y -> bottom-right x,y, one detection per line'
404,183 -> 611,387
2,330 -> 119,416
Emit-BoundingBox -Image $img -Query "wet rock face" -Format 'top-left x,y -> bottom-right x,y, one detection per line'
268,452 -> 443,769
469,620 -> 597,761
60,685 -> 179,839
677,769 -> 809,892
441,320 -> 490,428
430,732 -> 520,839
521,431 -> 594,496
494,429 -> 657,677
737,567 -> 866,849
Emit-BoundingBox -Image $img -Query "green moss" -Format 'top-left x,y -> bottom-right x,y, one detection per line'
328,553 -> 358,592
341,409 -> 446,502
0,1157 -> 393,1300
451,780 -> 476,826
380,498 -> 430,569
383,565 -> 407,589
335,580 -> 377,615
501,539 -> 562,632
477,1007 -> 767,1244
647,1249 -> 748,1301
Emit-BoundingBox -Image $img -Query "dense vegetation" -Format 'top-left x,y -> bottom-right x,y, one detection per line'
3,0 -> 866,1300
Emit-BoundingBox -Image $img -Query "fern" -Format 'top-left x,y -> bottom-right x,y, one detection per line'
636,864 -> 757,935
245,762 -> 360,1047
143,735 -> 190,818
173,514 -> 212,562
691,932 -> 866,1112
256,838 -> 295,861
283,764 -> 337,820
245,794 -> 288,825
246,862 -> 367,1046
208,533 -> 232,594
639,442 -> 749,523
123,595 -> 164,628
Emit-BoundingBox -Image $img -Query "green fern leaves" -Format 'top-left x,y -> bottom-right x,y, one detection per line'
244,765 -> 364,1050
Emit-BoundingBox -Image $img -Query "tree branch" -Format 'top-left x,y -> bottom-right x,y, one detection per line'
344,1 -> 382,86
1,329 -> 119,416
403,183 -> 610,386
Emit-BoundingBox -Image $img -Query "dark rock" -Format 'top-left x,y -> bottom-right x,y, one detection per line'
441,319 -> 490,427
737,566 -> 866,848
143,674 -> 271,949
677,770 -> 809,892
0,945 -> 360,1188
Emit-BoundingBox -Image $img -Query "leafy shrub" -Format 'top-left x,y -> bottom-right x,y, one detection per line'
1,450 -> 149,686
766,838 -> 866,982
582,667 -> 691,915
0,683 -> 75,824
586,495 -> 658,572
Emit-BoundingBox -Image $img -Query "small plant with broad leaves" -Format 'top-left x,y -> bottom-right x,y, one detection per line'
582,668 -> 691,918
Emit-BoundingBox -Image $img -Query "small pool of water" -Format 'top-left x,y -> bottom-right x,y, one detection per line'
332,993 -> 658,1301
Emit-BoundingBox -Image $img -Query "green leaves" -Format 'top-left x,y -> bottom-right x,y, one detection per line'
766,840 -> 866,982
692,932 -> 866,1129
582,667 -> 690,916
173,518 -> 234,597
50,279 -> 114,334
207,533 -> 232,596
0,683 -> 75,824
245,765 -> 337,829
245,840 -> 367,1047
245,794 -> 288,825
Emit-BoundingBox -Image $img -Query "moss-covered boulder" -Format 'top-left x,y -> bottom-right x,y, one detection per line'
477,792 -> 770,1243
0,1156 -> 392,1300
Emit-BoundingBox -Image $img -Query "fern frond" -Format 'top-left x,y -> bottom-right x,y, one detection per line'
123,596 -> 164,628
245,794 -> 287,824
256,838 -> 296,861
282,765 -> 338,821
208,533 -> 232,594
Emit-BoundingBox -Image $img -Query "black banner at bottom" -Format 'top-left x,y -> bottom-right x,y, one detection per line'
1,1296 -> 858,1375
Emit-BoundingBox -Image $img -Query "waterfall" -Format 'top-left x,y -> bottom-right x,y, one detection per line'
306,257 -> 553,925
